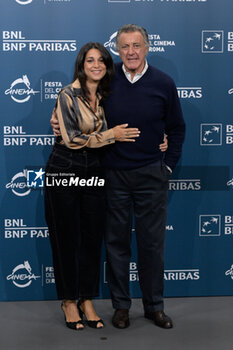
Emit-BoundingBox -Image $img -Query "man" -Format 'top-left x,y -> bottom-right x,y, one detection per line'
51,24 -> 185,330
102,24 -> 185,330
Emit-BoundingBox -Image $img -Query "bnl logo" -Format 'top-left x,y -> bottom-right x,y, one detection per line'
200,124 -> 222,146
199,215 -> 221,236
202,31 -> 224,53
26,168 -> 45,188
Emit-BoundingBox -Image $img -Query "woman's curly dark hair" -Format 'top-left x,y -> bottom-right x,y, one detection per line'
73,42 -> 114,100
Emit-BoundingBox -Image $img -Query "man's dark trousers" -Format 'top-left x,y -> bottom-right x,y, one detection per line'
105,159 -> 170,313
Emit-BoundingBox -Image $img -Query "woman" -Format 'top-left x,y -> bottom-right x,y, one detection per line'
44,42 -> 140,330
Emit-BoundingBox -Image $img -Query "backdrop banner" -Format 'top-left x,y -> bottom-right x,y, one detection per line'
0,0 -> 232,301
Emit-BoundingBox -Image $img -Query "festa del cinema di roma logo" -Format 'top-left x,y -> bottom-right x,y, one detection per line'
5,75 -> 39,103
104,31 -> 176,56
6,261 -> 40,288
104,32 -> 118,56
225,265 -> 233,280
15,0 -> 33,4
15,0 -> 71,4
6,170 -> 31,197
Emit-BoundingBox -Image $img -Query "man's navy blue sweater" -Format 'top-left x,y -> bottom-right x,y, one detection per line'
102,63 -> 185,170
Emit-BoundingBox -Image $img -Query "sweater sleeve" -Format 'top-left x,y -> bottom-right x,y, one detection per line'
56,90 -> 115,150
164,80 -> 185,170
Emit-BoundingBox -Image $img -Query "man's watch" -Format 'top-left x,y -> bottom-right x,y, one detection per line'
165,165 -> 172,174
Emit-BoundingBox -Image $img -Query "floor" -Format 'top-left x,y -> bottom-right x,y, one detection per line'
1,297 -> 233,350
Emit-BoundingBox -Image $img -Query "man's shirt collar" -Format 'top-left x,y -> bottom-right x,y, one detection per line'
122,60 -> 148,84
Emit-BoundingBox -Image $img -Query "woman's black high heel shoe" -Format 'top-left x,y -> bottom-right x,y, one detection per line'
77,300 -> 104,329
61,302 -> 85,330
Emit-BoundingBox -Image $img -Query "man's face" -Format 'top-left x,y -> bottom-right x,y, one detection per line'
117,31 -> 148,75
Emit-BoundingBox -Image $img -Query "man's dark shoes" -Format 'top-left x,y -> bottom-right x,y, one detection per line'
144,310 -> 173,329
112,309 -> 129,329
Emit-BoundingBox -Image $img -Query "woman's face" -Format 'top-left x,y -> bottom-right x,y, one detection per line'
84,48 -> 107,83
